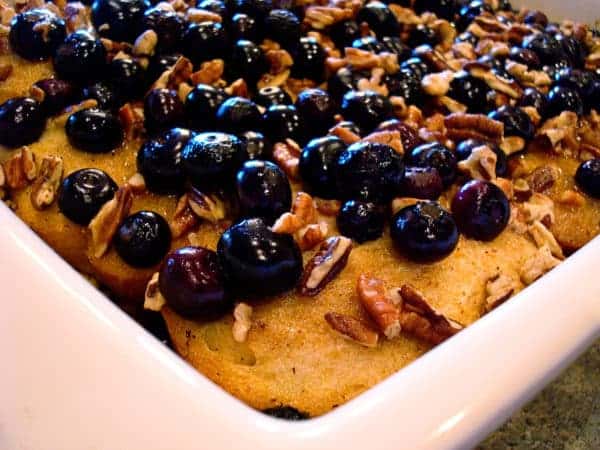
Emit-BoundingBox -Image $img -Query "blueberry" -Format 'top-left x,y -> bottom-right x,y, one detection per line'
356,1 -> 399,37
553,68 -> 593,96
114,211 -> 171,268
142,6 -> 186,52
488,105 -> 534,140
181,131 -> 245,189
452,180 -> 510,241
413,0 -> 458,20
216,96 -> 261,134
137,128 -> 192,193
291,37 -> 325,82
335,141 -> 405,203
217,218 -> 303,298
327,67 -> 368,103
262,407 -> 309,421
337,200 -> 385,243
400,166 -> 443,199
407,24 -> 438,47
144,88 -> 185,133
91,0 -> 150,42
255,86 -> 292,107
182,21 -> 229,65
240,131 -> 271,160
575,159 -> 600,198
523,10 -> 548,28
146,53 -> 180,84
455,139 -> 508,177
517,87 -> 548,117
234,0 -> 273,22
400,57 -> 429,80
456,31 -> 478,46
82,81 -> 120,110
387,68 -> 423,106
329,20 -> 360,49
407,142 -> 457,187
0,97 -> 46,148
108,58 -> 145,100
159,246 -> 231,318
263,104 -> 305,144
522,33 -> 567,67
9,9 -> 66,61
545,86 -> 584,118
58,168 -> 118,225
33,79 -> 77,115
376,119 -> 423,152
228,39 -> 267,85
197,0 -> 228,17
264,9 -> 300,49
351,36 -> 385,53
185,84 -> 227,131
341,90 -> 392,134
457,0 -> 492,31
299,136 -> 346,198
391,201 -> 459,262
229,13 -> 258,41
556,34 -> 586,68
236,160 -> 291,223
53,30 -> 107,83
508,47 -> 541,69
449,71 -> 490,113
66,108 -> 123,153
381,36 -> 411,60
295,88 -> 335,136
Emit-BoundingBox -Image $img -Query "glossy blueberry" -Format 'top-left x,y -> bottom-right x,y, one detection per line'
53,30 -> 107,83
391,201 -> 459,262
553,68 -> 594,96
137,128 -> 192,193
509,47 -> 541,69
376,119 -> 423,152
217,218 -> 303,298
229,13 -> 258,41
114,211 -> 171,268
337,200 -> 385,243
144,88 -> 185,133
452,180 -> 510,240
228,39 -> 267,85
295,88 -> 335,136
236,160 -> 291,223
386,68 -> 423,106
262,407 -> 309,421
264,9 -> 300,49
557,34 -> 587,68
356,1 -> 399,37
329,20 -> 360,49
351,36 -> 385,53
400,57 -> 429,81
82,81 -> 120,110
449,71 -> 490,113
517,87 -> 548,117
234,0 -> 273,21
455,139 -> 508,177
0,97 -> 46,148
216,96 -> 261,134
181,131 -> 245,189
240,131 -> 271,160
456,0 -> 492,31
263,104 -> 305,144
545,86 -> 584,118
327,67 -> 369,103
159,246 -> 231,318
341,90 -> 392,134
335,141 -> 405,203
182,22 -> 229,65
66,108 -> 123,153
413,0 -> 457,20
108,58 -> 145,100
575,159 -> 600,198
400,166 -> 443,200
91,0 -> 150,42
197,0 -> 228,16
255,86 -> 292,107
58,168 -> 118,225
407,24 -> 437,48
33,78 -> 76,116
407,142 -> 457,187
291,37 -> 325,82
456,31 -> 478,46
299,136 -> 346,198
488,105 -> 535,140
522,33 -> 567,67
185,84 -> 227,131
9,9 -> 66,61
146,53 -> 180,84
142,6 -> 186,52
381,36 -> 411,60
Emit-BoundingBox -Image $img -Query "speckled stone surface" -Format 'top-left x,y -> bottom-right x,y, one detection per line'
481,339 -> 600,449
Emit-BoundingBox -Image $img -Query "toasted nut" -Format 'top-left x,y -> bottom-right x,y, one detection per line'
438,95 -> 468,113
169,194 -> 199,239
519,193 -> 555,226
272,140 -> 300,180
457,145 -> 497,180
118,102 -> 145,139
297,221 -> 328,251
3,146 -> 37,190
344,47 -> 381,71
190,59 -> 224,85
520,245 -> 561,285
232,302 -> 253,343
324,312 -> 379,348
272,212 -> 303,234
305,5 -> 352,29
144,272 -> 166,312
421,70 -> 454,96
56,99 -> 98,126
357,67 -> 389,96
528,165 -> 558,193
30,156 -> 63,210
468,65 -> 523,98
521,106 -> 541,126
316,198 -> 341,216
445,113 -> 504,143
534,111 -> 579,155
484,273 -> 518,313
361,130 -> 404,154
64,2 -> 91,32
357,274 -> 401,339
185,8 -> 222,23
329,123 -> 360,144
265,48 -> 293,74
188,188 -> 226,224
272,191 -> 318,236
224,78 -> 249,98
133,29 -> 157,57
452,42 -> 476,60
557,190 -> 586,207
528,220 -> 564,259
499,136 -> 526,155
391,197 -> 420,215
127,173 -> 146,193
89,185 -> 133,258
506,61 -> 552,87
493,177 -> 514,200
388,5 -> 421,25
513,178 -> 532,202
398,284 -> 464,345
299,236 -> 352,296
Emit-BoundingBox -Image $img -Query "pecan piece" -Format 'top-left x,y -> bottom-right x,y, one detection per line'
272,139 -> 301,180
298,236 -> 352,296
315,198 -> 341,216
329,123 -> 360,144
169,194 -> 199,239
118,102 -> 145,139
557,190 -> 585,207
297,221 -> 328,251
188,188 -> 226,224
421,70 -> 454,96
519,193 -> 555,226
457,145 -> 497,180
190,59 -> 224,85
232,302 -> 253,343
527,165 -> 558,193
484,273 -> 518,313
324,312 -> 379,348
88,185 -> 133,258
528,220 -> 564,259
132,29 -> 157,57
520,245 -> 561,285
361,130 -> 403,154
144,272 -> 166,312
185,8 -> 222,23
357,274 -> 401,339
3,146 -> 37,190
30,155 -> 63,210
304,5 -> 352,29
445,113 -> 504,143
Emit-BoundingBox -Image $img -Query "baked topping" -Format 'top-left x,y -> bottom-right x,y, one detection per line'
299,236 -> 352,296
324,311 -> 379,348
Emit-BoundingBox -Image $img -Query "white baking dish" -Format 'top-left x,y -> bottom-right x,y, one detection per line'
2,2 -> 600,448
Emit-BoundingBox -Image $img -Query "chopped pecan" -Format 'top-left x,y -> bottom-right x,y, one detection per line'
484,273 -> 518,313
357,67 -> 389,96
528,220 -> 564,259
499,136 -> 526,155
324,312 -> 379,348
520,245 -> 561,285
534,111 -> 579,155
89,185 -> 133,258
224,78 -> 248,97
30,155 -> 63,210
272,191 -> 317,234
388,5 -> 421,25
513,178 -> 532,202
118,102 -> 145,139
506,61 -> 552,87
188,188 -> 226,224
445,113 -> 504,143
316,198 -> 341,216
257,69 -> 290,89
452,41 -> 476,60
357,274 -> 401,339
519,193 -> 555,226
398,284 -> 464,345
144,272 -> 166,312
521,106 -> 541,126
185,8 -> 222,23
298,236 -> 352,296
56,99 -> 98,125
527,165 -> 558,193
127,173 -> 146,194
155,56 -> 194,91
557,190 -> 586,207
413,45 -> 451,72
421,70 -> 454,96
304,5 -> 352,29
493,177 -> 513,200
329,123 -> 360,144
264,48 -> 293,74
297,221 -> 328,251
132,29 -> 157,57
3,146 -> 37,190
272,139 -> 301,180
361,130 -> 404,154
232,302 -> 253,343
64,2 -> 91,32
190,59 -> 224,85
169,194 -> 198,239
457,145 -> 497,180
438,95 -> 468,113
468,65 -> 523,98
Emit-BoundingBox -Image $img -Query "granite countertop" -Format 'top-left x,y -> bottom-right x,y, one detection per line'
481,339 -> 600,449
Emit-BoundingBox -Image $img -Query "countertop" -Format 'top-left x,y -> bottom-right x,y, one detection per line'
482,339 -> 600,449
